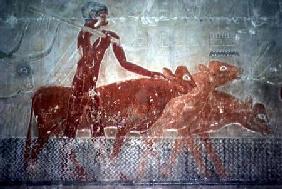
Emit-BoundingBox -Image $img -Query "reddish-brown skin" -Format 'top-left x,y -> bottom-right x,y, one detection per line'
24,67 -> 194,164
24,18 -> 164,175
138,61 -> 270,177
64,18 -> 164,139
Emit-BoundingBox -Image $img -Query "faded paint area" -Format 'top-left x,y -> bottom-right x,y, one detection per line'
0,0 -> 281,137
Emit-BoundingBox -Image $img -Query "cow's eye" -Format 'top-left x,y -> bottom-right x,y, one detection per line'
182,74 -> 191,81
220,66 -> 227,71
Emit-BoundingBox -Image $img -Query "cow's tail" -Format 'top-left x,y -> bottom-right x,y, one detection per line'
24,96 -> 34,167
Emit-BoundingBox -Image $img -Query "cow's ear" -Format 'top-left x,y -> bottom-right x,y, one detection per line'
175,66 -> 189,77
198,64 -> 209,72
162,67 -> 175,79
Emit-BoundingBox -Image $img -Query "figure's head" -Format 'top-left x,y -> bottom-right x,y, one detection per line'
198,60 -> 241,87
82,2 -> 108,26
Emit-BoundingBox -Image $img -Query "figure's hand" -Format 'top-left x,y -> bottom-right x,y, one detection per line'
103,30 -> 120,39
102,30 -> 120,45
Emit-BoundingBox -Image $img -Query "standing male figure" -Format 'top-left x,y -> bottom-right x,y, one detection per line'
64,2 -> 163,138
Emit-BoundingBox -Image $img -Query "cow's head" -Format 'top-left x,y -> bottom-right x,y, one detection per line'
162,66 -> 196,90
198,61 -> 241,87
244,103 -> 271,135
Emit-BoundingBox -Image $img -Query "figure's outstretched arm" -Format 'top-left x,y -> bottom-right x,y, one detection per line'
104,31 -> 163,78
113,43 -> 159,77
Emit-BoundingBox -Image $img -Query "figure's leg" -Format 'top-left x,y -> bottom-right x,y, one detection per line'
199,133 -> 227,177
60,142 -> 87,180
61,95 -> 88,177
63,72 -> 86,138
63,95 -> 83,138
88,94 -> 103,137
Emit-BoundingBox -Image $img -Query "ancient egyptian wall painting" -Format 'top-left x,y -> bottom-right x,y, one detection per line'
0,0 -> 282,184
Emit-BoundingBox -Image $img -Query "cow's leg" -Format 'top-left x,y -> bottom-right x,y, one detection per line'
137,114 -> 182,178
29,121 -> 64,162
160,138 -> 184,177
30,136 -> 49,162
137,125 -> 166,178
110,127 -> 130,159
69,150 -> 87,180
199,133 -> 227,177
64,118 -> 79,138
164,125 -> 211,177
136,135 -> 160,179
185,135 -> 211,177
89,97 -> 103,138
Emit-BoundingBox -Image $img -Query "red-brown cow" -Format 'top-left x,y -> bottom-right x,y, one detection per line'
138,62 -> 270,177
139,92 -> 270,178
24,66 -> 195,163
